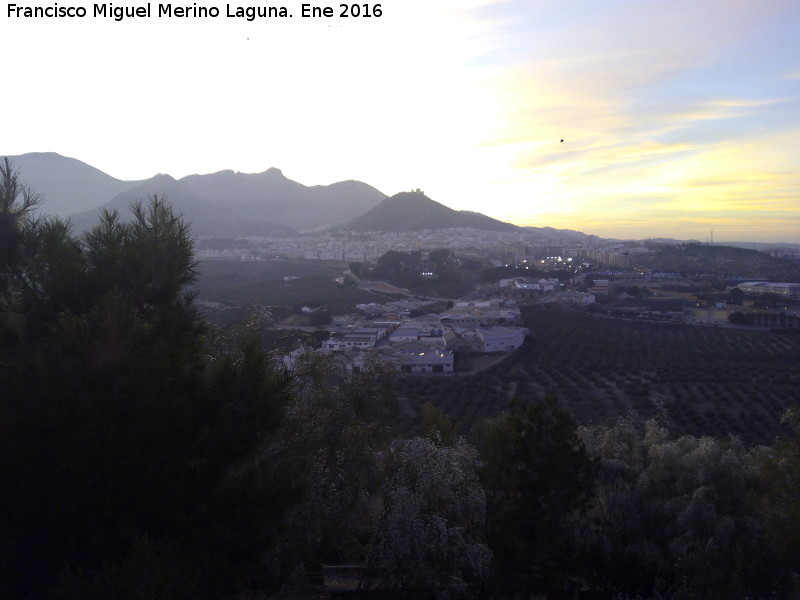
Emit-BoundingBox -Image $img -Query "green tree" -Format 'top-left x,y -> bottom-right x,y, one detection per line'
428,248 -> 451,265
348,261 -> 364,278
0,157 -> 41,304
421,401 -> 457,445
361,436 -> 491,598
726,286 -> 745,305
477,397 -> 596,598
579,416 -> 781,599
628,285 -> 643,297
758,407 -> 800,597
728,311 -> 753,326
257,351 -> 403,585
0,167 -> 297,599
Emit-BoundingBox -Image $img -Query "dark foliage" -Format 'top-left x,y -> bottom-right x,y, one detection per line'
477,397 -> 596,598
0,169 -> 295,598
635,243 -> 800,281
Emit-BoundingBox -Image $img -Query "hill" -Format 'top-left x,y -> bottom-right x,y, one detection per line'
69,167 -> 387,236
4,152 -> 141,217
523,225 -> 593,243
636,243 -> 800,281
342,191 -> 520,232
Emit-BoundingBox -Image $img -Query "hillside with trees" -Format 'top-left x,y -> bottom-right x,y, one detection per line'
350,248 -> 483,297
190,258 -> 386,325
636,243 -> 800,281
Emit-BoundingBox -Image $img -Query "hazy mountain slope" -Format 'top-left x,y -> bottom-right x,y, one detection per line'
307,179 -> 389,228
343,191 -> 520,232
523,226 -> 593,243
70,167 -> 387,236
67,174 -> 286,237
4,152 -> 141,217
177,168 -> 387,230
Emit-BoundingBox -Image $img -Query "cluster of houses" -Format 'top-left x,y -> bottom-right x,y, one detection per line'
498,277 -> 597,306
736,281 -> 800,299
317,299 -> 528,375
498,277 -> 560,291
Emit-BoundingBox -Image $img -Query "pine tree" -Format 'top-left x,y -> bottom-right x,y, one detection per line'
0,162 -> 296,599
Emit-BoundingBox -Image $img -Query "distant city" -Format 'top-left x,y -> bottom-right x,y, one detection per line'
195,226 -> 800,264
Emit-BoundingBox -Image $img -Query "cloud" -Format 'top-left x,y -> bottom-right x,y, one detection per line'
4,0 -> 798,241
448,0 -> 800,242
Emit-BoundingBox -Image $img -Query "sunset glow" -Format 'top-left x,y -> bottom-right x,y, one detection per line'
3,0 -> 799,241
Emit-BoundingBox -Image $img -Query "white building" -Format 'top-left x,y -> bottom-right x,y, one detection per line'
391,348 -> 454,375
439,313 -> 495,327
475,326 -> 526,353
538,278 -> 559,291
322,334 -> 377,351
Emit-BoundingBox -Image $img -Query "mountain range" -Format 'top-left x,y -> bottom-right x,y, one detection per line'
7,153 -> 393,236
6,152 -> 585,239
67,168 -> 392,236
5,153 -> 798,249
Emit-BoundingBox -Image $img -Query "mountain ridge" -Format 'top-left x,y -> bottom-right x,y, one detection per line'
4,152 -> 143,216
341,191 -> 521,233
4,153 -> 388,236
5,152 -> 596,241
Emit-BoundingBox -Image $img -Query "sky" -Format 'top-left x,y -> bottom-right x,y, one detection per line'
3,0 -> 799,242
